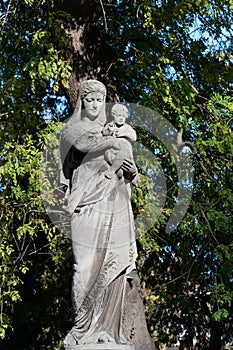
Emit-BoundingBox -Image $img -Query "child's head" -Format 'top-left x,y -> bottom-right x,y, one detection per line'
111,104 -> 128,126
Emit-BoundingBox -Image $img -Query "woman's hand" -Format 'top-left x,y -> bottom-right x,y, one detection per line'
121,159 -> 137,176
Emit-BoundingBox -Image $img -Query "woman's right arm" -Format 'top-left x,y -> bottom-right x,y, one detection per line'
74,134 -> 129,153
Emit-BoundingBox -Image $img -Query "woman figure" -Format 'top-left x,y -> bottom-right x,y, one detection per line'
60,80 -> 138,347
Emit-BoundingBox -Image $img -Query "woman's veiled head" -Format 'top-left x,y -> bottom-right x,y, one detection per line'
79,80 -> 106,99
71,80 -> 107,126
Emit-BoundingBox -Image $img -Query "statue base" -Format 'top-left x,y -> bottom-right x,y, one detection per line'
63,344 -> 135,350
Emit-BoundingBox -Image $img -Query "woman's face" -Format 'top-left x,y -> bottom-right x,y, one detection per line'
83,92 -> 104,120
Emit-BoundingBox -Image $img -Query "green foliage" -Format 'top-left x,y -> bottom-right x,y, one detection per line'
1,0 -> 233,349
0,123 -> 72,347
25,10 -> 72,93
0,2 -> 72,346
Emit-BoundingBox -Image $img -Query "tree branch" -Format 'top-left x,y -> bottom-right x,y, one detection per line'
199,204 -> 219,244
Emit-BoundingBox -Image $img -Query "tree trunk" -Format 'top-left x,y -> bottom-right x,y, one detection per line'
55,0 -> 119,108
54,2 -> 155,349
209,319 -> 222,350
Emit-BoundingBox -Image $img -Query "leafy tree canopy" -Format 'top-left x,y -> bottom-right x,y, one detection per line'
0,0 -> 232,349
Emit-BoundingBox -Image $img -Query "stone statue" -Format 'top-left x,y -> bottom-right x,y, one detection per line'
59,80 -> 139,349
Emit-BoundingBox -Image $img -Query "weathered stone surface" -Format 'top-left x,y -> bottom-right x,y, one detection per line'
63,344 -> 135,350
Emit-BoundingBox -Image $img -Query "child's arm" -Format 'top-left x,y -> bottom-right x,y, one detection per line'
115,124 -> 137,142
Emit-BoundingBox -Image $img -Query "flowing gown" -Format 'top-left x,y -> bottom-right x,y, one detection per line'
60,119 -> 138,346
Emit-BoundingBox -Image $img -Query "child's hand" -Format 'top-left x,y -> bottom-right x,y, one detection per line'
115,129 -> 125,138
102,125 -> 115,136
108,124 -> 115,135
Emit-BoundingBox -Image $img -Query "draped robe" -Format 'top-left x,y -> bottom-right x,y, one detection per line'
60,119 -> 138,346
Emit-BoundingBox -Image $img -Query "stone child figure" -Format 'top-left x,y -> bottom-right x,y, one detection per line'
102,103 -> 137,180
59,80 -> 138,349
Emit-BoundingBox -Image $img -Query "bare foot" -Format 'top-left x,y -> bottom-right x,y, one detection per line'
97,332 -> 115,343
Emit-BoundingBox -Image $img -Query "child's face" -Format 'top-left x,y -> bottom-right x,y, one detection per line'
112,107 -> 127,126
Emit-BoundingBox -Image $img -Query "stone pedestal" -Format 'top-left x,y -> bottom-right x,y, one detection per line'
63,344 -> 135,350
